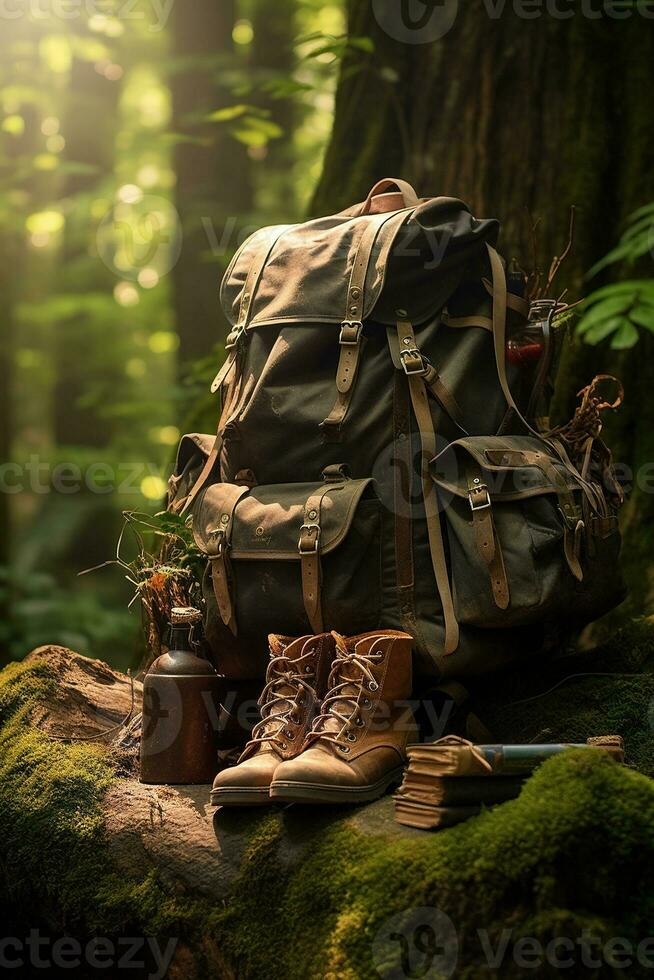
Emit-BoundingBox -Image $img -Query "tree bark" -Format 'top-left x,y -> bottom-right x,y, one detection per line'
171,0 -> 253,371
312,5 -> 654,613
53,56 -> 122,449
250,0 -> 298,207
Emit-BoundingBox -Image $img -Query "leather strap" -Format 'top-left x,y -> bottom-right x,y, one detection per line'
360,177 -> 419,215
393,372 -> 414,593
478,262 -> 589,585
395,320 -> 459,655
441,312 -> 493,332
207,485 -> 249,634
320,324 -> 366,439
211,224 -> 291,393
522,450 -> 579,525
180,228 -> 290,516
211,325 -> 244,394
488,244 -> 547,441
482,277 -> 529,317
465,470 -> 510,610
298,487 -> 331,633
422,363 -> 468,435
387,326 -> 467,434
180,426 -> 223,516
488,246 -> 594,520
563,522 -> 585,582
321,212 -> 394,438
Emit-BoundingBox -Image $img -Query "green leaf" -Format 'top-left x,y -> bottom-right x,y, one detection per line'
207,104 -> 252,122
581,280 -> 654,303
627,200 -> 654,223
587,205 -> 654,277
159,132 -> 212,147
629,305 -> 654,331
621,213 -> 654,241
587,240 -> 639,277
230,116 -> 283,147
294,31 -> 335,44
348,36 -> 375,54
262,77 -> 314,98
610,321 -> 639,349
300,41 -> 347,60
577,295 -> 634,333
580,316 -> 624,345
379,66 -> 400,83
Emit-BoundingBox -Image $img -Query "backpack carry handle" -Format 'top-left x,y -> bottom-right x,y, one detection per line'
360,177 -> 419,215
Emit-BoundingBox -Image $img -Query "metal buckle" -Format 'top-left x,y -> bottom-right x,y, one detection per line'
400,348 -> 428,376
468,485 -> 491,511
298,523 -> 321,554
207,526 -> 227,556
339,321 -> 363,345
225,324 -> 246,351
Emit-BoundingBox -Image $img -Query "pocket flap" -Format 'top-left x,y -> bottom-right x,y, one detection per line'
430,436 -> 579,501
193,478 -> 374,559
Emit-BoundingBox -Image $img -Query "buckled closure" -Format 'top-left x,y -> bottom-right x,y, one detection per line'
225,324 -> 246,350
558,504 -> 581,530
298,523 -> 321,554
207,526 -> 228,555
339,321 -> 363,345
400,347 -> 428,376
468,485 -> 491,511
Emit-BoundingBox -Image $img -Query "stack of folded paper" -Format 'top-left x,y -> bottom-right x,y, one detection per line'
394,735 -> 625,830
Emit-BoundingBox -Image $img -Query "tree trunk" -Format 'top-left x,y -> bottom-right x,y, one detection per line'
0,239 -> 15,574
250,0 -> 298,209
171,0 -> 253,372
312,5 -> 654,613
53,56 -> 122,449
0,233 -> 16,657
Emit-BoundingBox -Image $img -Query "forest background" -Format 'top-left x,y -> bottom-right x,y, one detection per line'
1,0 -> 652,669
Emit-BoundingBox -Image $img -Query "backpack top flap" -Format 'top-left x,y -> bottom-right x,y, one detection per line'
220,187 -> 500,330
193,477 -> 373,560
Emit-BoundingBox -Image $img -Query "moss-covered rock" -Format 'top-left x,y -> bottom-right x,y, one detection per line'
477,617 -> 654,776
2,633 -> 654,979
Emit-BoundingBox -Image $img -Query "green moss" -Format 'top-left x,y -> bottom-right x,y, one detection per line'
477,617 -> 654,776
0,658 -> 210,945
3,636 -> 654,978
214,751 -> 654,979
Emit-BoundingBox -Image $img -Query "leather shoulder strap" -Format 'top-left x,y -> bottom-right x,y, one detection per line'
180,227 -> 291,515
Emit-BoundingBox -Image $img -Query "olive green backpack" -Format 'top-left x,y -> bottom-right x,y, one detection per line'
168,178 -> 625,683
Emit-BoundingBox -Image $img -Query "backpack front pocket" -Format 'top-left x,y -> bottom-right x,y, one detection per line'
192,474 -> 381,670
430,436 -> 623,630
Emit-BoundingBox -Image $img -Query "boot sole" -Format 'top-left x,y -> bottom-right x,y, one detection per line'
269,766 -> 405,805
210,786 -> 271,807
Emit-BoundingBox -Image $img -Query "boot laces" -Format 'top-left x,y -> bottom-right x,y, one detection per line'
245,646 -> 317,753
308,634 -> 381,746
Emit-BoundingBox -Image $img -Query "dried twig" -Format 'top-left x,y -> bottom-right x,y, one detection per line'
540,206 -> 576,299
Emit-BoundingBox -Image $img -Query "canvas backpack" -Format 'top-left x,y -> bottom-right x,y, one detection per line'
167,177 -> 625,683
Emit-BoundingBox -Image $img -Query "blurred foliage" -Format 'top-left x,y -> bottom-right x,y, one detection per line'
578,202 -> 654,349
0,0 -> 346,665
0,565 -> 136,668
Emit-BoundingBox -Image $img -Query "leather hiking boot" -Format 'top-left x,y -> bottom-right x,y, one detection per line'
270,630 -> 415,804
210,632 -> 335,806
